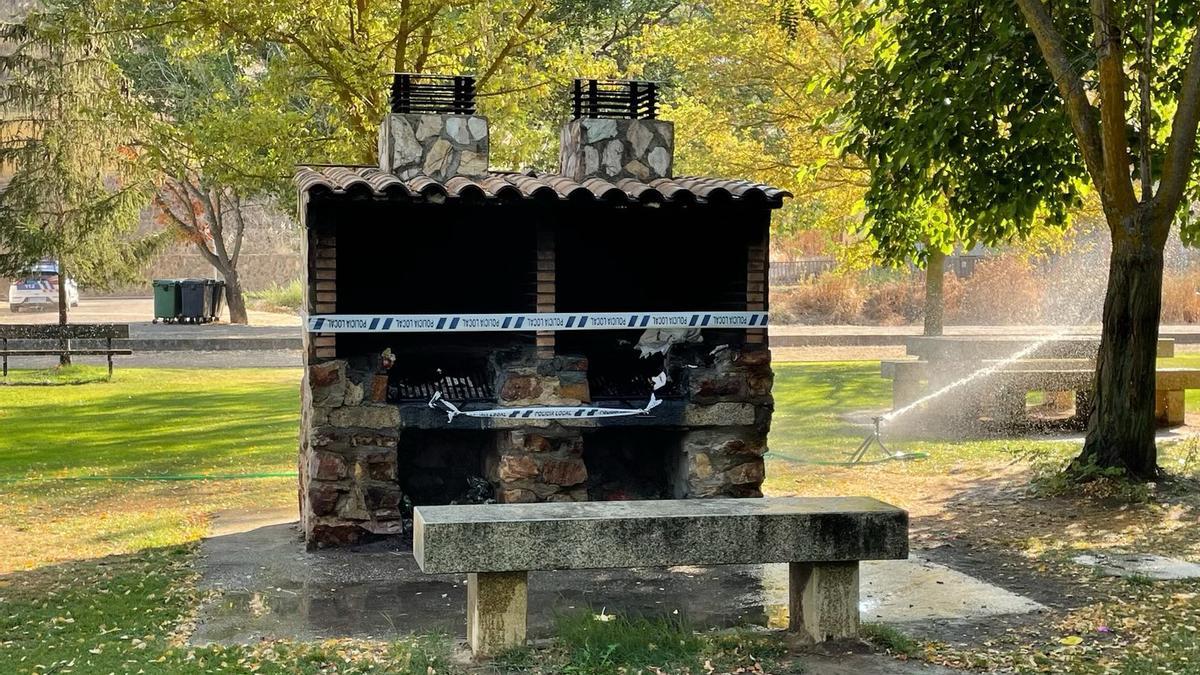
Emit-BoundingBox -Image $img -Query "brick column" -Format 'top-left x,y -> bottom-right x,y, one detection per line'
313,231 -> 337,360
536,226 -> 555,358
746,228 -> 767,345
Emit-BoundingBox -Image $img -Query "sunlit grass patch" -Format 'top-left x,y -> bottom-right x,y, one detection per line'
0,367 -> 300,479
0,367 -> 302,573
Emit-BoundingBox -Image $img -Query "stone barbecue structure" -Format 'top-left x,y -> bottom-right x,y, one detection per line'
296,76 -> 790,548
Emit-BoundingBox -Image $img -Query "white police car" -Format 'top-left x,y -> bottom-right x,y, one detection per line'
7,261 -> 79,312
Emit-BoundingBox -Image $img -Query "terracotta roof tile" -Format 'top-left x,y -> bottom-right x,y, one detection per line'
296,166 -> 790,208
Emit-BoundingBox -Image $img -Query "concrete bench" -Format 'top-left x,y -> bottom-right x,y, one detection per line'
414,497 -> 908,656
904,336 -> 1175,361
964,368 -> 1200,427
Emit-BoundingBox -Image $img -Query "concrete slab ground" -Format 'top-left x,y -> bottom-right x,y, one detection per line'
1073,551 -> 1200,580
193,509 -> 1043,664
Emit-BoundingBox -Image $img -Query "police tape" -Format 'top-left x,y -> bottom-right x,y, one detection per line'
429,373 -> 667,422
307,311 -> 768,333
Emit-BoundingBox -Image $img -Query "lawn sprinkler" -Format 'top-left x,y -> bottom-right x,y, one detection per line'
848,416 -> 927,465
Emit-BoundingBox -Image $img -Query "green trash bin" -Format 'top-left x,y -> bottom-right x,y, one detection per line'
152,279 -> 181,323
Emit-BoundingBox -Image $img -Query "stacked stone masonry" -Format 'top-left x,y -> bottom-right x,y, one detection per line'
299,343 -> 772,547
558,118 -> 674,182
378,113 -> 489,181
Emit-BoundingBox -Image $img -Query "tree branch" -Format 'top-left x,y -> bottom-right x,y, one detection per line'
1014,0 -> 1108,194
1153,25 -> 1200,227
1138,0 -> 1155,202
1090,0 -> 1138,213
476,1 -> 540,89
229,191 -> 247,268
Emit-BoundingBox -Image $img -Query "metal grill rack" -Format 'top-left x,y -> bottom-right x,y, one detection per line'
571,79 -> 658,120
390,73 -> 477,115
392,367 -> 494,402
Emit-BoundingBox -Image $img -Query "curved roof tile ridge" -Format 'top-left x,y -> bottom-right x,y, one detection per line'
504,174 -> 559,201
612,178 -> 664,204
295,166 -> 790,207
444,176 -> 487,201
580,177 -> 630,203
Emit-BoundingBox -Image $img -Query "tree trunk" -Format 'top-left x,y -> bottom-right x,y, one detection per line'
1076,227 -> 1164,480
57,261 -> 70,366
924,248 -> 946,336
221,265 -> 249,324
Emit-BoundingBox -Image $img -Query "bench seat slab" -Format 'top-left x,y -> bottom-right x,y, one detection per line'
414,497 -> 908,575
468,572 -> 527,657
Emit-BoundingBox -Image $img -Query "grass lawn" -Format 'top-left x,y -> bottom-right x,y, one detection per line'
0,363 -> 1198,673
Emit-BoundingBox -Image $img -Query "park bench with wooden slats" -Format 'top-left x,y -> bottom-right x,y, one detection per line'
413,496 -> 909,656
0,324 -> 132,377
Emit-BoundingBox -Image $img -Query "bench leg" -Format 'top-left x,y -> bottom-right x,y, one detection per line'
992,386 -> 1027,426
1155,389 -> 1186,427
788,561 -> 859,642
468,571 -> 527,657
892,376 -> 922,410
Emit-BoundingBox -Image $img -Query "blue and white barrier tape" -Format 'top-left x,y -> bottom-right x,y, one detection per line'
307,311 -> 768,333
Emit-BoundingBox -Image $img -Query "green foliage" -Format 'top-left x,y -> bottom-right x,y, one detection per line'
553,610 -> 704,672
640,0 -> 871,263
110,13 -> 317,203
861,622 -> 922,657
834,1 -> 1085,263
0,0 -> 163,287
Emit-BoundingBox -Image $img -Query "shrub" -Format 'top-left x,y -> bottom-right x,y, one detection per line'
1161,271 -> 1200,323
862,277 -> 924,325
771,274 -> 866,324
948,257 -> 1046,324
246,279 -> 303,313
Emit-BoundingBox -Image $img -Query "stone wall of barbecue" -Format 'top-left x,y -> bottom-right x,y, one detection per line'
297,341 -> 773,548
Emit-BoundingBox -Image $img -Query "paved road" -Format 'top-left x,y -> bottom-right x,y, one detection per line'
11,350 -> 302,369
1,297 -> 302,350
1,296 -> 299,327
7,298 -> 1200,351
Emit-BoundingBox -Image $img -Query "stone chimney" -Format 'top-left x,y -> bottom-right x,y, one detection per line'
558,79 -> 673,182
377,74 -> 489,181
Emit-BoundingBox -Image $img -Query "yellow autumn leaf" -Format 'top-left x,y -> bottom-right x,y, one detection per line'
1058,635 -> 1083,646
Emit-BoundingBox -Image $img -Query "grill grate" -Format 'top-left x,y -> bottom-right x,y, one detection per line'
390,73 -> 476,115
392,367 -> 493,402
572,79 -> 658,120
